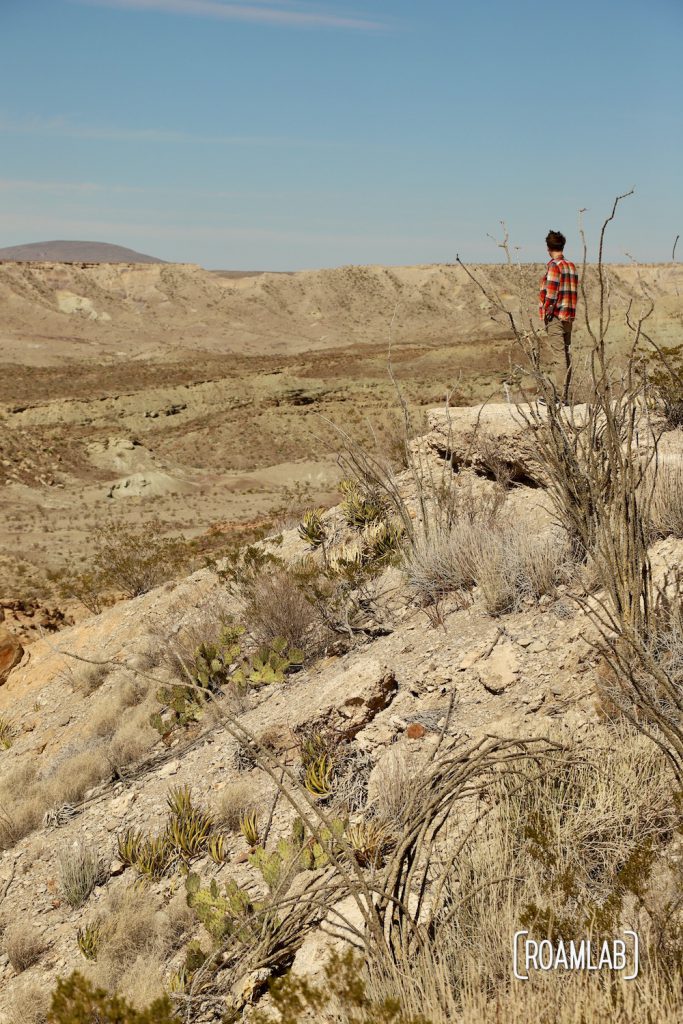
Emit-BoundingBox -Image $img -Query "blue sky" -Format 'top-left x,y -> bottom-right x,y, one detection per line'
1,0 -> 681,268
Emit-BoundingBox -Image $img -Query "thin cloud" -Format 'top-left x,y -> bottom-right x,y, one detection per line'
0,178 -> 281,200
74,0 -> 385,30
0,179 -> 142,195
0,115 -> 282,146
0,211 -> 450,247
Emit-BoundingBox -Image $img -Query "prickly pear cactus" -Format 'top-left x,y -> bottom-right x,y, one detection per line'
248,834 -> 308,892
192,624 -> 245,692
185,873 -> 263,943
234,639 -> 305,688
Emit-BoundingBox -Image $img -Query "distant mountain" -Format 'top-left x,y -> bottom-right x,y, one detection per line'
0,240 -> 167,264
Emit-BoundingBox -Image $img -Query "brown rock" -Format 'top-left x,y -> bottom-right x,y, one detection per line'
0,624 -> 23,685
406,722 -> 427,739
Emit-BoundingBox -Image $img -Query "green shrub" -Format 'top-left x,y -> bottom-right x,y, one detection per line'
641,342 -> 683,427
54,518 -> 189,610
47,972 -> 179,1024
250,948 -> 433,1024
0,715 -> 17,749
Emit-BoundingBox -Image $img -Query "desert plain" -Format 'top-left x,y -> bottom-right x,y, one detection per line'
1,254 -> 681,610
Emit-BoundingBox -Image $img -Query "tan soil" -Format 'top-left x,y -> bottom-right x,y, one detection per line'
1,259 -> 681,603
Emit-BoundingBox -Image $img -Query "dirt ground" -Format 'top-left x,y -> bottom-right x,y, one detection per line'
1,259 -> 681,601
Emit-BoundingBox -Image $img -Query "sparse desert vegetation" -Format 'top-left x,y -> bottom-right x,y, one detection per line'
1,218 -> 683,1023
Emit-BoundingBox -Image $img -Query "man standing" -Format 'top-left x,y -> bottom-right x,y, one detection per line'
539,229 -> 578,402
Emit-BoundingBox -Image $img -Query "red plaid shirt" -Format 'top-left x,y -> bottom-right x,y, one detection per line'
539,256 -> 578,321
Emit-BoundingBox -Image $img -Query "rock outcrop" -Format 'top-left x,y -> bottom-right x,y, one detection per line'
0,612 -> 23,685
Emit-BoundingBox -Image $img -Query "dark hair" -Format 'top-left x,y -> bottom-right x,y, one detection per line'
546,230 -> 566,252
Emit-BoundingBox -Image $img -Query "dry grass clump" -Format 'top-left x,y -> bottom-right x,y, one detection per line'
476,526 -> 574,614
368,748 -> 416,828
364,727 -> 678,1023
84,885 -> 183,1008
216,779 -> 258,832
648,459 -> 683,539
69,662 -> 109,696
4,979 -> 51,1024
402,520 -> 480,598
0,714 -> 18,749
58,839 -> 107,908
0,763 -> 45,850
86,695 -> 122,739
43,748 -> 109,806
2,921 -> 47,972
2,748 -> 113,851
118,671 -> 151,708
404,518 -> 574,613
106,705 -> 157,771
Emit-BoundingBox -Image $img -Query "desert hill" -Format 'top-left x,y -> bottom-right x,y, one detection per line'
1,260 -> 682,367
0,240 -> 166,264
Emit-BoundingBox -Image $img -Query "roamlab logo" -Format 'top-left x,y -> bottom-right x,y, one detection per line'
513,931 -> 640,981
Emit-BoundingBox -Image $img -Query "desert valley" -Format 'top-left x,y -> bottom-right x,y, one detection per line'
0,246 -> 683,1023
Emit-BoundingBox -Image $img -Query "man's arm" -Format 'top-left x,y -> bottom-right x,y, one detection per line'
541,262 -> 560,322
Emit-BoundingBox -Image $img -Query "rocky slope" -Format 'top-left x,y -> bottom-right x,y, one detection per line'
4,402 -> 679,1021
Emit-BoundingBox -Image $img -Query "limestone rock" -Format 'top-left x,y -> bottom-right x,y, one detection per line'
420,402 -> 590,487
478,643 -> 519,695
0,625 -> 23,685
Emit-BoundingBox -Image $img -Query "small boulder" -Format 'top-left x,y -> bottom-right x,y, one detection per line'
406,722 -> 427,740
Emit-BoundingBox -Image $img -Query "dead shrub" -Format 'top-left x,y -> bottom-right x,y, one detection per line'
241,564 -> 323,653
362,729 -> 677,1022
3,921 -> 46,972
434,469 -> 507,528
